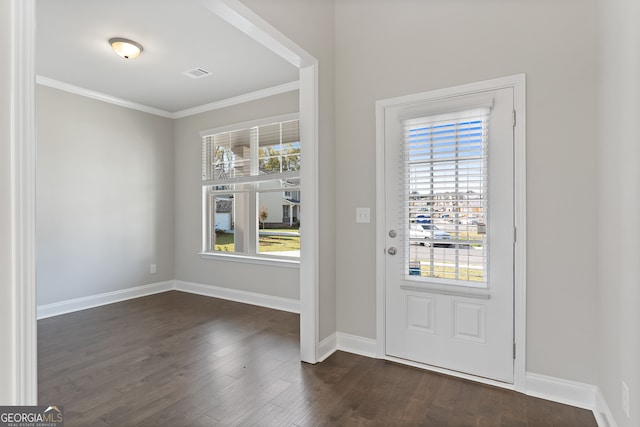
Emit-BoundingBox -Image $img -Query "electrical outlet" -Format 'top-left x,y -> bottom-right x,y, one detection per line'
622,381 -> 630,418
150,264 -> 157,274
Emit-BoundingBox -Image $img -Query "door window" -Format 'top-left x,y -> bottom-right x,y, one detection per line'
404,109 -> 489,287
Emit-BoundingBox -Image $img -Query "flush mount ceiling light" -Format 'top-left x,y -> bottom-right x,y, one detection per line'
109,37 -> 143,60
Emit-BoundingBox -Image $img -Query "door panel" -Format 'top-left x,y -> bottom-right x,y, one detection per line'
384,87 -> 514,383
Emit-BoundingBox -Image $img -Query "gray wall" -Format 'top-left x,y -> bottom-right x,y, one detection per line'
333,0 -> 599,384
240,0 -> 603,386
36,86 -> 175,305
0,0 -> 14,404
597,0 -> 640,425
173,91 -> 301,300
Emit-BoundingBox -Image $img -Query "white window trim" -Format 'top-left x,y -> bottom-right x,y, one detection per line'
199,252 -> 300,268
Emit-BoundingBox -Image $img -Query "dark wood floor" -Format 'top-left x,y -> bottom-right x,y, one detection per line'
38,291 -> 597,426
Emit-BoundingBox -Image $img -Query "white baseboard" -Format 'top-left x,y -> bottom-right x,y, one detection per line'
336,332 -> 378,358
318,332 -> 378,363
174,280 -> 300,314
36,281 -> 174,319
318,332 -> 337,362
594,388 -> 618,427
525,374 -> 618,427
37,279 -> 300,320
329,332 -> 613,426
525,372 -> 597,410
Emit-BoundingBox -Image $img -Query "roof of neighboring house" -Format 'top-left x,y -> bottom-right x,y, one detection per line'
216,199 -> 233,213
283,197 -> 300,205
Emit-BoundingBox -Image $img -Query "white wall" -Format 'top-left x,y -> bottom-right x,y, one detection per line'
597,0 -> 640,425
334,0 -> 599,384
0,0 -> 15,404
36,86 -> 175,305
173,91 -> 301,299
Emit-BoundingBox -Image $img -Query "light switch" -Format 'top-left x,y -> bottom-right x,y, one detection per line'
356,207 -> 370,223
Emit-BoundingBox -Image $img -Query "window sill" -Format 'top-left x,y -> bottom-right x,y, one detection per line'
199,252 -> 300,269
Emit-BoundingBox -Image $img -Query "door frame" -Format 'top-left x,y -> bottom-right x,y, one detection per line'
375,74 -> 527,391
11,0 -> 320,404
197,0 -> 321,366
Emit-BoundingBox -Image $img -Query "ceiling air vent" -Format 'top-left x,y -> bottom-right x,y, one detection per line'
183,67 -> 212,79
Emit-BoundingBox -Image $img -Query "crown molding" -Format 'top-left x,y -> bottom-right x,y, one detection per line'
171,80 -> 299,119
35,75 -> 174,118
35,75 -> 299,120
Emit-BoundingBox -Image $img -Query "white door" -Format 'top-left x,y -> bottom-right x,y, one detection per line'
383,86 -> 515,383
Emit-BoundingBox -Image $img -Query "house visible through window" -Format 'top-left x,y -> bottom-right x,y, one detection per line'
201,116 -> 300,259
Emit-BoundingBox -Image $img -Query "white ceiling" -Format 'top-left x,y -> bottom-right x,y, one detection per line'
36,0 -> 300,115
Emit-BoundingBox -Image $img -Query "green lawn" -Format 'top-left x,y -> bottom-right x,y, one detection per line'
413,262 -> 484,282
447,230 -> 485,247
214,229 -> 300,253
213,232 -> 235,252
259,230 -> 300,253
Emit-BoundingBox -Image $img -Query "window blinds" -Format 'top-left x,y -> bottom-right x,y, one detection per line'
403,108 -> 490,285
202,120 -> 300,186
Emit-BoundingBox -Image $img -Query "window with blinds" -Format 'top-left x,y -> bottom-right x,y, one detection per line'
403,108 -> 489,286
201,118 -> 300,259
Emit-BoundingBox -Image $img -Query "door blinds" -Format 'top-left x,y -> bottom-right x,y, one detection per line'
403,108 -> 490,286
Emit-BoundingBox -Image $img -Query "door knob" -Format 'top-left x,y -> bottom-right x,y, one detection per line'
387,247 -> 397,255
